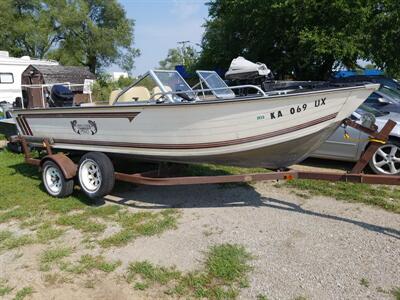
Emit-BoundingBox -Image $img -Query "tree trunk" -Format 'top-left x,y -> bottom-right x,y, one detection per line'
88,55 -> 97,74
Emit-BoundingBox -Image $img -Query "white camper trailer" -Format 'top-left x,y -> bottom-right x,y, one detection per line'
0,50 -> 58,104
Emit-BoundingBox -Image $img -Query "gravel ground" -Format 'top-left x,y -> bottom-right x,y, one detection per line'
105,181 -> 400,300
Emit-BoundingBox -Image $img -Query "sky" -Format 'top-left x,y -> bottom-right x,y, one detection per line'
112,0 -> 209,76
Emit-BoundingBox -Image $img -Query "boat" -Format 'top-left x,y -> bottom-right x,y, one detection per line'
12,69 -> 378,169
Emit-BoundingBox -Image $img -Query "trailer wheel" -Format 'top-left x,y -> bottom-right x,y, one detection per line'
78,152 -> 115,199
42,160 -> 74,197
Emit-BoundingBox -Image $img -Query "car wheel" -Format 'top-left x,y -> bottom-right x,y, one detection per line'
369,141 -> 400,175
42,160 -> 74,197
78,152 -> 115,199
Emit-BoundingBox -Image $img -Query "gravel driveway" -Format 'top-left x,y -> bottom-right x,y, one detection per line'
104,180 -> 400,300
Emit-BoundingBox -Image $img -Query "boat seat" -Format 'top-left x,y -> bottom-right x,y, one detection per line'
109,89 -> 122,105
151,86 -> 172,100
118,86 -> 151,102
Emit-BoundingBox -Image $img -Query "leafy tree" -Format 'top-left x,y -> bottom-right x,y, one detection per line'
365,1 -> 400,77
199,0 -> 369,80
159,45 -> 199,71
0,0 -> 139,74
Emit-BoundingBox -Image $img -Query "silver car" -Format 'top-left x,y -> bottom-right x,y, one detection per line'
312,104 -> 400,175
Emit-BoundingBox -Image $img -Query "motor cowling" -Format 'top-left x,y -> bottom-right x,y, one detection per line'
49,85 -> 74,107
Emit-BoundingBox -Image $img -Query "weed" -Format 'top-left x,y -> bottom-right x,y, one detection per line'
360,278 -> 370,288
63,255 -> 121,274
0,230 -> 12,242
56,214 -> 106,233
85,205 -> 121,218
13,286 -> 33,300
127,261 -> 181,285
100,210 -> 179,248
257,295 -> 269,300
2,235 -> 34,250
206,243 -> 252,283
283,180 -> 400,213
392,287 -> 400,300
36,224 -> 65,243
40,247 -> 72,271
99,229 -> 135,248
0,279 -> 13,296
133,282 -> 149,290
127,243 -> 253,299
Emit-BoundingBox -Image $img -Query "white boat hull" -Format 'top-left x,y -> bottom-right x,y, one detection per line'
13,84 -> 378,168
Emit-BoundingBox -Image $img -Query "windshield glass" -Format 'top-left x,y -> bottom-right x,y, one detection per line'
379,86 -> 400,103
153,71 -> 195,100
197,71 -> 235,99
356,103 -> 388,117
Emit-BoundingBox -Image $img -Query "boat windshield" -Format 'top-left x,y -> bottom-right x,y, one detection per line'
196,71 -> 236,99
153,70 -> 196,101
114,70 -> 196,104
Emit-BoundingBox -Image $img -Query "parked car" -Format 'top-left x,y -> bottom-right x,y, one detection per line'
331,75 -> 400,91
312,104 -> 400,175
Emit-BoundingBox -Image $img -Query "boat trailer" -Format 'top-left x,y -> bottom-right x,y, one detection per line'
10,118 -> 400,199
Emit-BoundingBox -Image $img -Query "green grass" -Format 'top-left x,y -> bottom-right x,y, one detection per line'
13,286 -> 33,300
0,279 -> 13,296
360,278 -> 370,288
126,243 -> 253,299
392,287 -> 400,300
56,214 -> 106,233
206,244 -> 252,283
40,247 -> 72,271
36,224 -> 65,243
62,255 -> 121,274
0,133 -> 5,141
280,179 -> 400,213
257,295 -> 269,300
127,261 -> 181,285
99,210 -> 179,248
1,234 -> 34,250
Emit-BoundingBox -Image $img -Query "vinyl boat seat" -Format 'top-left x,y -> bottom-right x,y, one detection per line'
118,86 -> 151,102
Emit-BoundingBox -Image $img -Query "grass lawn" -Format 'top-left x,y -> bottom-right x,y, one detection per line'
0,149 -> 257,299
279,179 -> 400,213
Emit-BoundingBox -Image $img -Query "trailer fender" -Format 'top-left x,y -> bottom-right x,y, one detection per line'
40,154 -> 77,180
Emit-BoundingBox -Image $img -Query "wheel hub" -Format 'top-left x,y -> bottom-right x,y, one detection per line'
373,144 -> 400,175
79,159 -> 102,193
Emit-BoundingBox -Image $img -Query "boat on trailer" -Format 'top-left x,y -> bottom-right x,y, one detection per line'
13,69 -> 378,169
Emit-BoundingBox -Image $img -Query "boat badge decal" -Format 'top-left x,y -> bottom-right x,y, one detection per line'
70,120 -> 98,135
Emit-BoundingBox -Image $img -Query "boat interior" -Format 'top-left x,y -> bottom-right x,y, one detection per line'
12,69 -> 372,110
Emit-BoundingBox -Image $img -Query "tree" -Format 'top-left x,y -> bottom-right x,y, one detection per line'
198,0 -> 370,80
0,0 -> 140,74
159,45 -> 199,71
365,1 -> 400,77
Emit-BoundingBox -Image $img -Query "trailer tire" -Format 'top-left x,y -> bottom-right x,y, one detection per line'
78,152 -> 115,199
42,160 -> 74,198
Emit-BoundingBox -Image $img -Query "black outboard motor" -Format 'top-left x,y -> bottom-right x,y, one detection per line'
49,85 -> 74,107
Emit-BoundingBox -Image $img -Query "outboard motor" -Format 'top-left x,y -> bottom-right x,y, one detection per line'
49,85 -> 74,107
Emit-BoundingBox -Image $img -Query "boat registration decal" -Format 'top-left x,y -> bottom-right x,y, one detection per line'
71,120 -> 98,135
257,98 -> 326,120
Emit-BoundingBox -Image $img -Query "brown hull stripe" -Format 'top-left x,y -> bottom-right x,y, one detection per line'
23,112 -> 140,122
51,113 -> 338,150
15,117 -> 27,135
21,116 -> 33,136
